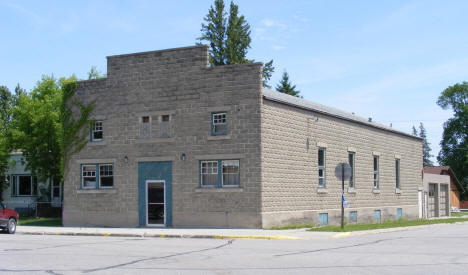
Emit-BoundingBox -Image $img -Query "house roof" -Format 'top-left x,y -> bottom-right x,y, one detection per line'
424,166 -> 465,193
261,88 -> 422,140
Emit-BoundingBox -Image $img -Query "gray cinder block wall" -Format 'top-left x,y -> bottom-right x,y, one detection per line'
63,45 -> 264,228
63,45 -> 423,228
260,93 -> 423,227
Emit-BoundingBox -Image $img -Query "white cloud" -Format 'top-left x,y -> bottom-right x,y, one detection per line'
272,45 -> 285,51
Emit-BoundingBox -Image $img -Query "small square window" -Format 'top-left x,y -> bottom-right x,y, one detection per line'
161,115 -> 170,122
319,213 -> 328,226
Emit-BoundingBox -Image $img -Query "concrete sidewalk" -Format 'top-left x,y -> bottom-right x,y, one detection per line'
16,226 -> 332,240
16,221 -> 468,240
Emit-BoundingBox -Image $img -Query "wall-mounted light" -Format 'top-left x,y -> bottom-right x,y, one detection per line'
181,153 -> 186,161
124,155 -> 128,163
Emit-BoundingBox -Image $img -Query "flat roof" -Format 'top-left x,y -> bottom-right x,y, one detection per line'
262,88 -> 421,140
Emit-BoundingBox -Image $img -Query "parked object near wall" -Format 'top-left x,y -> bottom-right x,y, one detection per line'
63,45 -> 423,228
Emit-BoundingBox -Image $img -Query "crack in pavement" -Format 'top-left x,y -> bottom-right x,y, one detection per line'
2,239 -> 143,252
275,237 -> 408,257
82,239 -> 235,273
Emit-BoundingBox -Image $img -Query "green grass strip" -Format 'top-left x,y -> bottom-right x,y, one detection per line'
268,222 -> 316,230
18,217 -> 63,227
308,217 -> 468,232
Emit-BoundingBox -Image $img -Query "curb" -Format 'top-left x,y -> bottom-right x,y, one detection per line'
16,230 -> 302,240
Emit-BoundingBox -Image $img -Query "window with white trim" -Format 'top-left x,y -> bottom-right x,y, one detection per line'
318,148 -> 326,188
10,175 -> 38,196
373,156 -> 379,189
91,121 -> 103,141
201,161 -> 218,187
81,164 -> 114,189
99,164 -> 114,188
222,160 -> 240,187
200,160 -> 240,188
211,112 -> 227,135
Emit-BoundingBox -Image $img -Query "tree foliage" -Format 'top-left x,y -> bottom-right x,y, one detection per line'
437,82 -> 468,189
87,66 -> 105,80
9,75 -> 94,185
418,123 -> 434,167
0,86 -> 13,200
276,71 -> 301,97
199,0 -> 275,87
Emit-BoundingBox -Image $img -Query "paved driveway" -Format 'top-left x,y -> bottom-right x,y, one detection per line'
1,223 -> 467,274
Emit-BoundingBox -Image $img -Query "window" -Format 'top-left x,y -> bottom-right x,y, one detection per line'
222,160 -> 240,187
349,211 -> 358,223
99,164 -> 114,188
201,161 -> 218,187
395,159 -> 400,189
10,175 -> 38,196
318,148 -> 326,188
82,165 -> 97,188
91,121 -> 103,141
397,208 -> 402,219
81,164 -> 114,189
373,156 -> 379,189
349,152 -> 355,188
158,114 -> 172,138
140,116 -> 151,138
200,160 -> 240,188
211,112 -> 227,135
374,210 -> 381,222
319,213 -> 328,226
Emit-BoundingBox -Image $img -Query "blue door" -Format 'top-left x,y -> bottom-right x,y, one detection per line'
138,162 -> 172,227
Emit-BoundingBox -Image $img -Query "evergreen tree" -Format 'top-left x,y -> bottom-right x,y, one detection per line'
419,122 -> 434,167
87,66 -> 105,80
199,0 -> 275,87
412,125 -> 418,136
199,0 -> 227,65
276,71 -> 301,97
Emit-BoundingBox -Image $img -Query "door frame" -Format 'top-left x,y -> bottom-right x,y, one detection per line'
145,180 -> 166,227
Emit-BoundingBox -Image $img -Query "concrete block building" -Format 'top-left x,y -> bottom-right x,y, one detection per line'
63,45 -> 423,228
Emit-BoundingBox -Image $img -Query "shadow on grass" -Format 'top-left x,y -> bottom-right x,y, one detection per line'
18,217 -> 62,227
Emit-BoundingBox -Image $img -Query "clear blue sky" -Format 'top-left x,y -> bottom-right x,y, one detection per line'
2,0 -> 467,164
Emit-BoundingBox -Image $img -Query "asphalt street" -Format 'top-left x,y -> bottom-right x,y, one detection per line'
1,223 -> 468,275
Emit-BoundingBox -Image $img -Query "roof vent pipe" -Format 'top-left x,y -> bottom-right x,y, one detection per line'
368,117 -> 372,122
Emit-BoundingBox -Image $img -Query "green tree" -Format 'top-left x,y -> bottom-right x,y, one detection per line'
437,82 -> 468,190
276,71 -> 301,97
419,123 -> 434,167
199,0 -> 275,87
88,66 -> 105,80
0,86 -> 13,201
10,75 -> 94,186
412,125 -> 418,136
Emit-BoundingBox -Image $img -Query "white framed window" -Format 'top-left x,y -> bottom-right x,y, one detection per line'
99,164 -> 114,188
140,116 -> 151,138
395,159 -> 400,189
82,165 -> 97,189
201,161 -> 218,187
222,160 -> 240,187
373,156 -> 379,189
318,148 -> 326,188
349,152 -> 355,188
81,164 -> 114,189
91,121 -> 103,141
10,175 -> 38,196
212,112 -> 227,135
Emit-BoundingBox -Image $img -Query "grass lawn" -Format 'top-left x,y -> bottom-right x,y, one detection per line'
268,222 -> 316,230
451,212 -> 468,217
308,217 -> 468,232
18,217 -> 62,227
